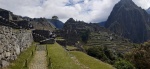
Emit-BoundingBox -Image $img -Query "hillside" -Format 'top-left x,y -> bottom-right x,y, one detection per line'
62,18 -> 111,45
86,32 -> 134,54
70,51 -> 115,69
56,17 -> 137,69
29,18 -> 56,31
47,43 -> 114,69
60,18 -> 134,55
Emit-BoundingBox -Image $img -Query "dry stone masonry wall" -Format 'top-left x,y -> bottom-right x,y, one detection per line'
0,26 -> 33,68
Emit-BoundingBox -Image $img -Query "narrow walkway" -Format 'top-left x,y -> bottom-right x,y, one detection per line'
29,45 -> 47,69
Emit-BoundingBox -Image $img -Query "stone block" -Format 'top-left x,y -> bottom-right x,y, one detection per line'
0,60 -> 9,68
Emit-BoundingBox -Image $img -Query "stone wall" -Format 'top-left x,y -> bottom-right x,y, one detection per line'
32,30 -> 51,42
0,26 -> 33,68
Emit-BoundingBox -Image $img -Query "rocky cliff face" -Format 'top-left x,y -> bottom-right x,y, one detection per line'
105,0 -> 150,43
0,26 -> 33,68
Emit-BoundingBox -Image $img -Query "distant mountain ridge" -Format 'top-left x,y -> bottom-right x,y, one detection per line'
105,0 -> 150,43
47,19 -> 64,29
147,7 -> 150,14
99,21 -> 106,27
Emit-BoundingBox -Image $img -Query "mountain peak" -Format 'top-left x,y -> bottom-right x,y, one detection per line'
119,0 -> 136,7
105,0 -> 150,43
120,0 -> 132,2
65,18 -> 76,23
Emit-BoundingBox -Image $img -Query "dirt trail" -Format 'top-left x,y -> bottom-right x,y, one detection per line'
29,45 -> 47,69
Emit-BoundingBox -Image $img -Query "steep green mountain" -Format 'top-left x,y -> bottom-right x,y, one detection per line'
105,0 -> 150,43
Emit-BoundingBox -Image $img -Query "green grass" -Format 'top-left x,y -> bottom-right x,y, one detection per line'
70,51 -> 115,69
56,37 -> 64,39
47,43 -> 81,69
8,43 -> 36,69
66,46 -> 78,50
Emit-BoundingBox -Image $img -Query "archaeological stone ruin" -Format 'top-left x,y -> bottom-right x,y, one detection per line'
0,8 -> 56,68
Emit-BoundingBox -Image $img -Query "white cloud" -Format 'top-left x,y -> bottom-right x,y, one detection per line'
133,0 -> 150,9
0,0 -> 149,23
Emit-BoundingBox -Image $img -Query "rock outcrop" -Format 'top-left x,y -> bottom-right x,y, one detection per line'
105,0 -> 150,43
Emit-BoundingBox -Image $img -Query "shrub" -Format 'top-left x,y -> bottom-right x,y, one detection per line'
114,60 -> 135,69
87,46 -> 109,62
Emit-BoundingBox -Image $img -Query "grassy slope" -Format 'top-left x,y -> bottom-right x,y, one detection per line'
8,43 -> 36,69
70,51 -> 115,69
47,43 -> 81,69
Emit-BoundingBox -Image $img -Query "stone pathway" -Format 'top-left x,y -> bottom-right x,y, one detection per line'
29,45 -> 47,69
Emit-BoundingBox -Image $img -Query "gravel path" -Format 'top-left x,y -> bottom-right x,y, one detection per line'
29,45 -> 47,69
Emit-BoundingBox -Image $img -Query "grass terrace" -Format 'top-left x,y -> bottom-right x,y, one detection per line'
8,42 -> 37,69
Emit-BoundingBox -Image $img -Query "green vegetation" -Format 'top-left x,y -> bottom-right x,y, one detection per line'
70,51 -> 115,69
80,29 -> 90,43
66,46 -> 78,51
86,46 -> 117,63
8,43 -> 36,69
55,37 -> 65,41
125,41 -> 150,69
114,60 -> 135,69
52,16 -> 58,20
47,43 -> 81,69
84,46 -> 136,69
56,37 -> 64,39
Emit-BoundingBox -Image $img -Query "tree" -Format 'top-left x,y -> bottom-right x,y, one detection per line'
114,60 -> 135,69
80,30 -> 90,43
125,41 -> 150,69
52,16 -> 58,20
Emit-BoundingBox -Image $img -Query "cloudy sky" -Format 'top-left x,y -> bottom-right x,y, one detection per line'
0,0 -> 150,23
